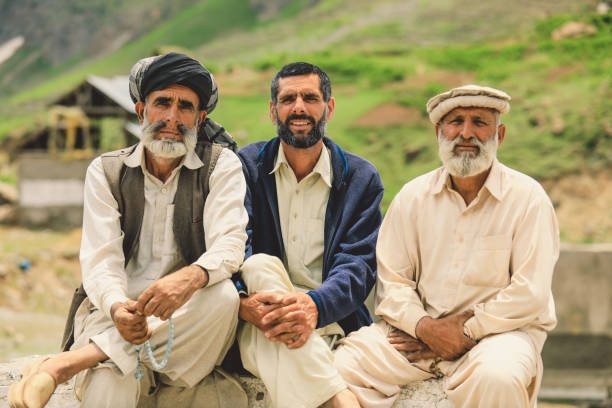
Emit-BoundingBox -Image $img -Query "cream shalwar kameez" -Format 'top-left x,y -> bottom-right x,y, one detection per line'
238,145 -> 347,408
334,159 -> 559,408
72,143 -> 248,407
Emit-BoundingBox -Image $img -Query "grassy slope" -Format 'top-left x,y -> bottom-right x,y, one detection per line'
217,10 -> 611,208
0,0 -> 609,215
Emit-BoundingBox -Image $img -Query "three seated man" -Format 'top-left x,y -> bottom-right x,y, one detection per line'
8,55 -> 558,408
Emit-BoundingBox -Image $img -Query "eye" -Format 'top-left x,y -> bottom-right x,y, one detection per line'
279,95 -> 296,104
154,98 -> 171,107
304,94 -> 320,102
179,101 -> 195,111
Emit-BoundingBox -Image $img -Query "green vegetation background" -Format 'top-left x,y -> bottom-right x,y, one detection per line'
0,0 -> 610,210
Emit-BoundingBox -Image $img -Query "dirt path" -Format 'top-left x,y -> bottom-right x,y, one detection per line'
0,308 -> 65,361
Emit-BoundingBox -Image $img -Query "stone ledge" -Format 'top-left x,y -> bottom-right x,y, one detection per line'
0,356 -> 450,407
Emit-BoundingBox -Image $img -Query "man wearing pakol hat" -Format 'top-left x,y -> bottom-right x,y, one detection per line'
8,52 -> 248,408
334,85 -> 559,407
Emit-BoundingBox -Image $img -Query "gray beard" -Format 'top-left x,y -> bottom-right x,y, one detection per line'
141,117 -> 198,159
437,130 -> 498,177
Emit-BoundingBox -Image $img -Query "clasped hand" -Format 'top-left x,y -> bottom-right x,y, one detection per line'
111,265 -> 206,344
239,292 -> 318,349
389,310 -> 476,362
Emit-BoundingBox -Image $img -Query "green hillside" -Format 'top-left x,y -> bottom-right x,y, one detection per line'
0,0 -> 610,226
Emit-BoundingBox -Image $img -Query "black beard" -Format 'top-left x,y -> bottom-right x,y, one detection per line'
276,113 -> 326,149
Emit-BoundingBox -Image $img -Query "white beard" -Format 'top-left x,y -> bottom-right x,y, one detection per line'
437,129 -> 498,177
141,117 -> 198,159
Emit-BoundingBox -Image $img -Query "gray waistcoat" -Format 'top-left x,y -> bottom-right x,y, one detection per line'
101,141 -> 222,265
61,141 -> 223,351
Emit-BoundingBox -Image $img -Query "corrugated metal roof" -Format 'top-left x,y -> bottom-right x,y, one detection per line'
86,75 -> 135,113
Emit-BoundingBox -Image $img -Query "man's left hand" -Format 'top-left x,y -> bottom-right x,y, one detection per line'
136,264 -> 208,320
261,292 -> 318,349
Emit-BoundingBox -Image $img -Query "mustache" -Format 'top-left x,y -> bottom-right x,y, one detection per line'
452,137 -> 483,147
285,114 -> 315,125
143,120 -> 191,136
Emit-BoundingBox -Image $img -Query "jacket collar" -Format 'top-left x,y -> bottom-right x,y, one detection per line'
257,137 -> 348,191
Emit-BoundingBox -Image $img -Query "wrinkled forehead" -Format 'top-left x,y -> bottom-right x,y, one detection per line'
441,106 -> 499,122
145,84 -> 200,106
277,74 -> 322,96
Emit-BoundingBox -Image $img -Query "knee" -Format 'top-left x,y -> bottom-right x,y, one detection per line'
471,360 -> 526,392
78,366 -> 138,406
207,279 -> 240,316
240,253 -> 282,277
333,346 -> 354,375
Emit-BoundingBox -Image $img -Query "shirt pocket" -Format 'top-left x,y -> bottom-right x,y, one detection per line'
463,234 -> 512,288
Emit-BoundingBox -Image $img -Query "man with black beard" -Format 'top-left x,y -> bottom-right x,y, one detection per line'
236,62 -> 384,407
334,85 -> 559,408
8,53 -> 248,408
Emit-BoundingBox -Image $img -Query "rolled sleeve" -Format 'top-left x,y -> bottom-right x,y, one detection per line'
194,149 -> 248,286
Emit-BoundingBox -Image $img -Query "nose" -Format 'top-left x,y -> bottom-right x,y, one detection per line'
163,104 -> 180,125
291,96 -> 306,114
459,120 -> 476,140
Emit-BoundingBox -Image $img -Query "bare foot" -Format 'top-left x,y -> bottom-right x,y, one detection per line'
326,388 -> 360,408
38,343 -> 109,385
9,344 -> 108,408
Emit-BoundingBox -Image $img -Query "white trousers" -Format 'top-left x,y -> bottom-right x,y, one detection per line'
238,254 -> 347,408
334,320 -> 540,408
71,279 -> 239,408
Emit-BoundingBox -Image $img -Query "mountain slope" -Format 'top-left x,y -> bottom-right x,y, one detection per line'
0,0 -> 609,241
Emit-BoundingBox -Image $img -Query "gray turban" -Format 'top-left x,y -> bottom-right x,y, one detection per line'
128,52 -> 218,113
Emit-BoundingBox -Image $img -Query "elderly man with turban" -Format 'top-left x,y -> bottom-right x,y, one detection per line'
8,53 -> 248,408
334,85 -> 559,408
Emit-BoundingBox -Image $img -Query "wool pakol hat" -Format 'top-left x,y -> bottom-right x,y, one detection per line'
426,84 -> 511,124
128,52 -> 218,113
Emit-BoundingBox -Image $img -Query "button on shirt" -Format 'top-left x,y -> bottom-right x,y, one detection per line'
375,159 -> 559,352
80,143 -> 248,319
271,144 -> 332,291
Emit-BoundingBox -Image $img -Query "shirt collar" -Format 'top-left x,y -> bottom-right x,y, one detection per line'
270,144 -> 333,188
431,166 -> 450,196
483,158 -> 503,201
123,142 -> 204,170
431,158 -> 503,201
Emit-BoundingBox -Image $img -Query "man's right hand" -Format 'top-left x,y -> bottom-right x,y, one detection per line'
387,328 -> 437,361
110,300 -> 151,345
415,310 -> 476,361
238,292 -> 284,331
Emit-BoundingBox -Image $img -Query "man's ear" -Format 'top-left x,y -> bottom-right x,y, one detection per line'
325,97 -> 336,122
135,102 -> 145,124
269,101 -> 277,123
497,124 -> 506,145
198,111 -> 207,129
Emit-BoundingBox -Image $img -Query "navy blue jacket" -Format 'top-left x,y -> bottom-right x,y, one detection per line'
238,137 -> 384,335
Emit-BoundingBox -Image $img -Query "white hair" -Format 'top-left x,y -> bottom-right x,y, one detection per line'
141,110 -> 198,159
